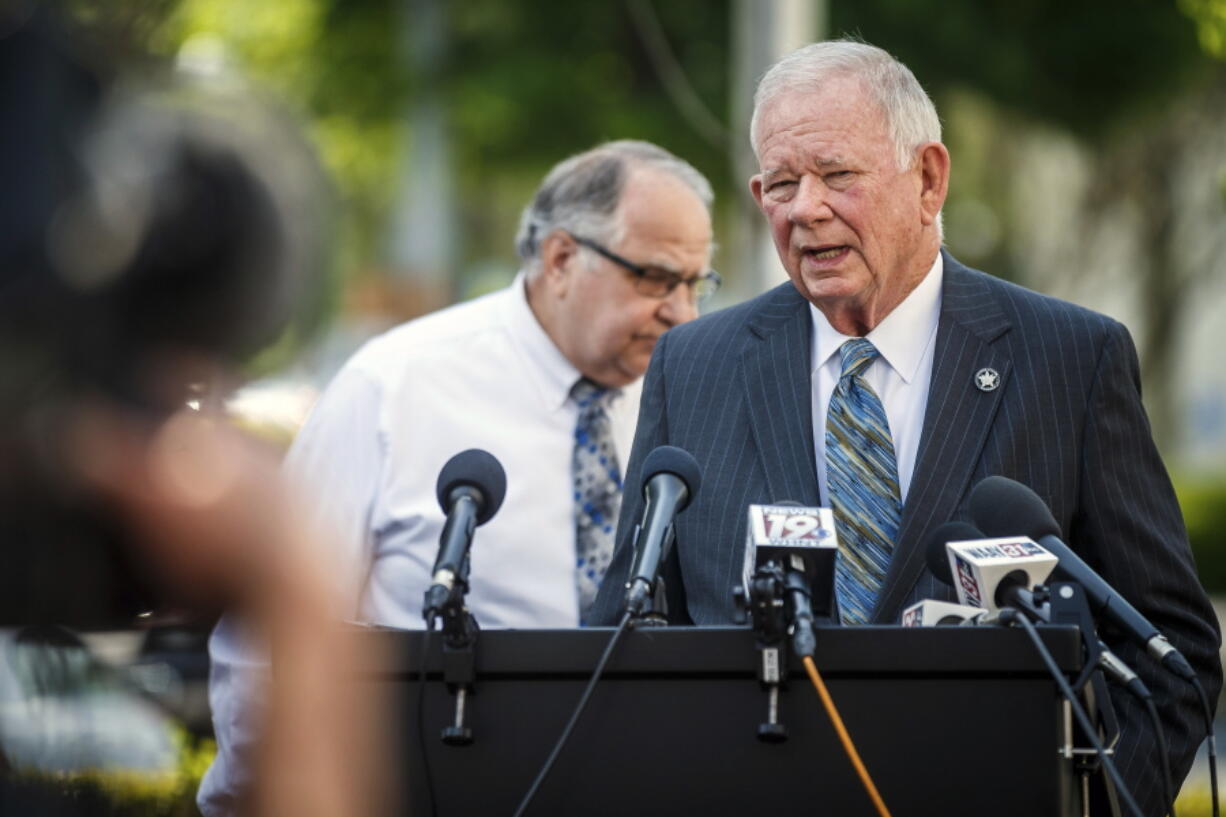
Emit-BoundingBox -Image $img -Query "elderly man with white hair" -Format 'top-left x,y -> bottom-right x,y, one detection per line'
591,40 -> 1219,816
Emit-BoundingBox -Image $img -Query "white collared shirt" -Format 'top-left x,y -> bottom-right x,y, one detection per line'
809,252 -> 943,506
199,274 -> 641,816
285,272 -> 640,628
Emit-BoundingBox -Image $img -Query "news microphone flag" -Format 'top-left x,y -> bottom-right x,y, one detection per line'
900,599 -> 988,627
741,503 -> 838,592
945,537 -> 1057,615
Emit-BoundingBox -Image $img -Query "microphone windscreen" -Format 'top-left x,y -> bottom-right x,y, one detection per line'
923,521 -> 984,584
640,445 -> 701,510
435,449 -> 507,525
969,476 -> 1061,541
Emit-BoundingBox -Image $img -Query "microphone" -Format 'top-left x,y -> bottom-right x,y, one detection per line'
741,503 -> 839,617
423,449 -> 507,619
923,520 -> 997,586
922,520 -> 1058,615
900,523 -> 990,625
900,599 -> 987,627
950,538 -> 1056,615
624,446 -> 701,617
739,502 -> 838,656
923,520 -> 1151,697
969,476 -> 1197,682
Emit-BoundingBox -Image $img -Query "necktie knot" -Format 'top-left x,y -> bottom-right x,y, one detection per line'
571,378 -> 615,412
838,338 -> 879,380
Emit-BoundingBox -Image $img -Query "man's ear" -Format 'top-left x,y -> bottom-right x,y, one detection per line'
749,174 -> 766,213
917,142 -> 950,227
538,230 -> 580,296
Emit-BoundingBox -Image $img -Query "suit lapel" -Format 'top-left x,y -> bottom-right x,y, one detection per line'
740,285 -> 821,508
872,253 -> 1013,622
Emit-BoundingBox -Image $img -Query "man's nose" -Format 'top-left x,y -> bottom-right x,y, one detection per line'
657,282 -> 698,326
789,176 -> 832,225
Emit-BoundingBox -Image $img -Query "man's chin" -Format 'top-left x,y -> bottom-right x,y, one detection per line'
613,357 -> 650,386
791,269 -> 867,305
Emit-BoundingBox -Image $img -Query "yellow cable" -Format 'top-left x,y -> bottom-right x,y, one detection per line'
802,654 -> 893,817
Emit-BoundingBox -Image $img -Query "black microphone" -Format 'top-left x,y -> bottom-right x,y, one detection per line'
423,449 -> 507,619
969,476 -> 1196,682
922,521 -> 985,586
624,446 -> 701,617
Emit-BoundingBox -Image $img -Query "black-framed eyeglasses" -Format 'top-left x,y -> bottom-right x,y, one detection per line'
568,233 -> 721,304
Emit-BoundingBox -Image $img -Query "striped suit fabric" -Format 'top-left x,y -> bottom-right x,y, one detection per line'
590,250 -> 1222,816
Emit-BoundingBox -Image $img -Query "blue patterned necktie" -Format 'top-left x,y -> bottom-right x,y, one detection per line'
825,338 -> 902,624
571,378 -> 623,624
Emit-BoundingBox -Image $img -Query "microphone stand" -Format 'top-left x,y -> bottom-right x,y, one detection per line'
1045,582 -> 1125,817
734,561 -> 791,742
996,582 -> 1124,817
429,552 -> 481,746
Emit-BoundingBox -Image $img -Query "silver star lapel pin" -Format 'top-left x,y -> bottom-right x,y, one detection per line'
974,367 -> 1000,392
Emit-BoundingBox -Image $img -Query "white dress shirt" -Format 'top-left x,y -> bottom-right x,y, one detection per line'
280,272 -> 639,628
199,274 -> 640,816
810,252 -> 943,506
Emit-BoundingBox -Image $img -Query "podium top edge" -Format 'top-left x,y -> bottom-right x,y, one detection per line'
345,624 -> 1083,678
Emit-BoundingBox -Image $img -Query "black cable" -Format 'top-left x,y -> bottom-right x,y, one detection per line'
1005,610 -> 1146,817
510,611 -> 633,817
1095,654 -> 1174,816
1191,676 -> 1220,817
416,621 -> 438,817
1140,696 -> 1176,817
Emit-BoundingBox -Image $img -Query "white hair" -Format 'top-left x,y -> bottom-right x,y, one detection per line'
750,39 -> 942,171
514,140 -> 713,273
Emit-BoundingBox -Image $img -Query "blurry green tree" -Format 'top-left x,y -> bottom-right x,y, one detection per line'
1182,0 -> 1226,56
74,0 -> 733,295
65,0 -> 1226,448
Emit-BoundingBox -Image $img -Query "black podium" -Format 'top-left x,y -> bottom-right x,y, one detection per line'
352,625 -> 1084,816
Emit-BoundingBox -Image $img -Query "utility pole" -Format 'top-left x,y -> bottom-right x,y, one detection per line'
389,0 -> 456,301
728,0 -> 824,298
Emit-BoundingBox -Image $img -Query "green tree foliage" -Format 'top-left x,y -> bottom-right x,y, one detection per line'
75,0 -> 735,290
143,0 -> 405,270
831,0 -> 1210,137
443,1 -> 729,180
441,0 -> 732,281
1182,0 -> 1226,57
1178,477 -> 1226,592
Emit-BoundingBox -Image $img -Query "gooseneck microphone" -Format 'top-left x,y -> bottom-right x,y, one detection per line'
423,449 -> 507,619
624,446 -> 701,617
968,475 -> 1196,682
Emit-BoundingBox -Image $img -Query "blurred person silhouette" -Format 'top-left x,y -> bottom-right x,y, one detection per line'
0,5 -> 393,816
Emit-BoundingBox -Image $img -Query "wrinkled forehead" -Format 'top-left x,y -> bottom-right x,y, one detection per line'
752,74 -> 886,155
753,89 -> 894,173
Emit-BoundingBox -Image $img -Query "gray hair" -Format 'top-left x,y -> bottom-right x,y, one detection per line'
750,39 -> 942,171
514,140 -> 713,271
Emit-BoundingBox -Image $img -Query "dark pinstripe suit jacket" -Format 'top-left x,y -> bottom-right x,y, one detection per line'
590,251 -> 1221,815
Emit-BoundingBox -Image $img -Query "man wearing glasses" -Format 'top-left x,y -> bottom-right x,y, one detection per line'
199,140 -> 715,815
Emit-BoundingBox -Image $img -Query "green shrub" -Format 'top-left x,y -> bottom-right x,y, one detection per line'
1176,477 -> 1226,593
1177,784 -> 1218,817
9,730 -> 215,817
